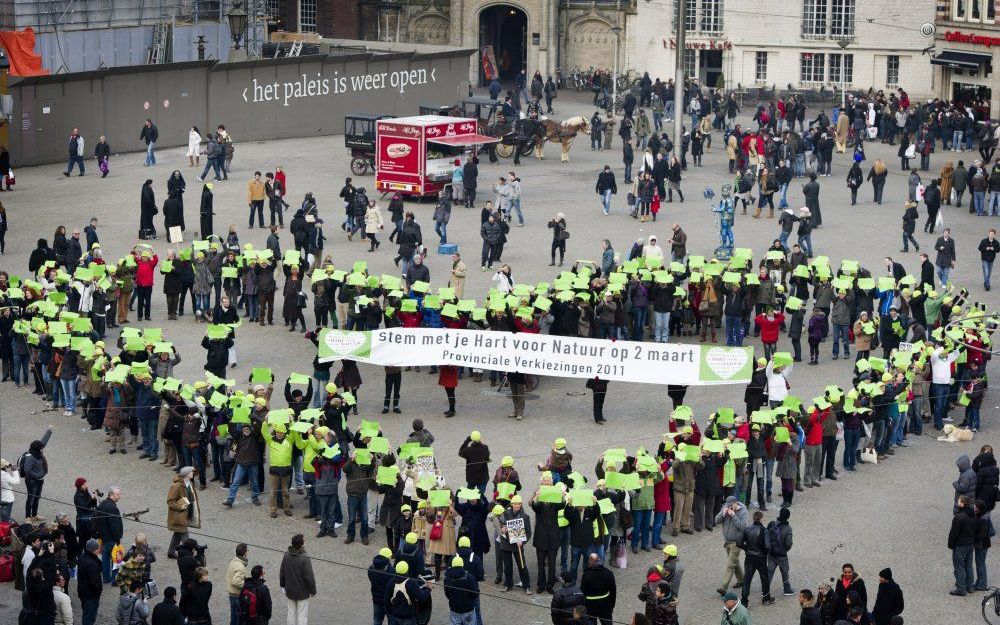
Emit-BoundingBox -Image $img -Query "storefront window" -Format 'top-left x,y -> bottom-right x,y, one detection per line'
683,49 -> 697,79
800,52 -> 825,83
886,55 -> 899,87
755,51 -> 768,82
829,53 -> 853,85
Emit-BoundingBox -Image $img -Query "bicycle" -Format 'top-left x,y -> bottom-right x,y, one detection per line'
984,586 -> 1000,625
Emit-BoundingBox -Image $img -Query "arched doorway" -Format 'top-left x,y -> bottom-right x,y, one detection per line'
479,5 -> 527,85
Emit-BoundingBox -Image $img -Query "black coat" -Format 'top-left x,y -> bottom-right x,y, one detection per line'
948,507 -> 977,548
199,187 -> 214,237
163,197 -> 185,231
93,498 -> 123,544
140,184 -> 157,231
151,597 -> 185,625
530,500 -> 562,550
975,452 -> 999,511
871,580 -> 904,625
76,551 -> 103,601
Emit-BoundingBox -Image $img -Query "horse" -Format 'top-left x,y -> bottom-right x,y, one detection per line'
535,116 -> 590,162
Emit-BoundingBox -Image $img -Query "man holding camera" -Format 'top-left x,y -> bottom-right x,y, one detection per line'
93,487 -> 123,583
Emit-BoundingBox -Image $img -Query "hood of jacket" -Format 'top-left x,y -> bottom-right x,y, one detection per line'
957,454 -> 971,473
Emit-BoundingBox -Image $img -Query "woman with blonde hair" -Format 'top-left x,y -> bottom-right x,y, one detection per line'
867,159 -> 888,205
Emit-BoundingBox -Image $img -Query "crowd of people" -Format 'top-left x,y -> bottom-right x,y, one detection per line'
0,76 -> 997,625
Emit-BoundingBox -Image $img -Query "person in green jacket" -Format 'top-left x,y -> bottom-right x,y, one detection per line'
630,460 -> 664,553
263,423 -> 294,518
721,591 -> 752,624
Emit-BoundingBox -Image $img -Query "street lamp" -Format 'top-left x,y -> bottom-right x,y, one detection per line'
227,1 -> 249,56
835,36 -> 854,110
611,24 -> 623,108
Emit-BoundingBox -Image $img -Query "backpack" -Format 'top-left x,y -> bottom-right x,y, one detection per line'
239,585 -> 259,621
389,579 -> 413,613
16,452 -> 28,475
766,521 -> 791,556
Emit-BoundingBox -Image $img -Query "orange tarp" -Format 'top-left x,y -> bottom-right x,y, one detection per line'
0,27 -> 49,77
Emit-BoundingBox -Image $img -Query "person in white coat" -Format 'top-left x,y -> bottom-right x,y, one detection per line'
765,359 -> 792,407
53,573 -> 74,625
187,127 -> 202,168
0,458 -> 19,521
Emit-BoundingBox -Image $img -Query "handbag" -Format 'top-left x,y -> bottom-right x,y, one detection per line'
904,144 -> 916,159
866,126 -> 877,139
612,541 -> 628,569
860,447 -> 879,464
429,519 -> 443,541
835,422 -> 844,442
558,229 -> 570,241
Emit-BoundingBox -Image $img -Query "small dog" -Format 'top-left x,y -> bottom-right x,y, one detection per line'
936,423 -> 975,443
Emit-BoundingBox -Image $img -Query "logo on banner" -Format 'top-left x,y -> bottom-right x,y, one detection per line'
699,347 -> 751,382
322,330 -> 371,359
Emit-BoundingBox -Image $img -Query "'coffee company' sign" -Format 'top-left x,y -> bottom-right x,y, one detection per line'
944,30 -> 1000,48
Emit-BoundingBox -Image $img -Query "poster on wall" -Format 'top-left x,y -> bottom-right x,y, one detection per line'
481,46 -> 498,81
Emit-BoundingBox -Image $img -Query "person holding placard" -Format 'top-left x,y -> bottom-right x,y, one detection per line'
343,451 -> 374,545
498,495 -> 532,594
670,444 -> 699,537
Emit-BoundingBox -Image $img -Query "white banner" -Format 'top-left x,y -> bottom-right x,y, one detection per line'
317,328 -> 753,386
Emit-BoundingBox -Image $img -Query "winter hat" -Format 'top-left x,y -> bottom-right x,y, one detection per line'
663,544 -> 678,557
74,477 -> 87,489
492,505 -> 505,516
458,536 -> 471,548
778,508 -> 790,522
178,466 -> 195,478
501,456 -> 514,467
879,567 -> 893,581
395,561 -> 409,575
379,548 -> 393,559
400,504 -> 412,513
722,592 -> 738,602
511,495 -> 523,504
724,495 -> 737,504
85,539 -> 100,552
404,532 -> 418,545
470,431 -> 481,442
553,438 -> 567,450
451,556 -> 464,567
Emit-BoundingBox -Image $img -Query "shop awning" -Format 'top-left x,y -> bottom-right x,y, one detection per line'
930,50 -> 992,70
427,133 -> 500,146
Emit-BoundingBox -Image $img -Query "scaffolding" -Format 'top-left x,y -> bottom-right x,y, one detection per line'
9,1 -> 228,33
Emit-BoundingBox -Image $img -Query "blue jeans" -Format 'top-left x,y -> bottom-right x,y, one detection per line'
797,233 -> 813,256
795,154 -> 805,176
631,306 -> 648,341
653,112 -> 663,131
139,417 -> 159,458
182,445 -> 206,482
890,408 -> 904,445
303,472 -> 319,517
60,378 -> 78,412
953,130 -> 963,149
601,189 -> 612,214
989,192 -> 1000,216
227,463 -> 261,503
976,546 -> 989,589
66,155 -> 85,174
954,543 -> 974,591
435,221 -> 448,243
347,493 -> 369,539
974,191 -> 986,215
145,142 -> 157,165
450,611 -> 474,625
81,597 -> 100,625
724,315 -> 743,346
983,260 -> 993,289
966,405 -> 981,430
654,311 -> 670,342
318,491 -> 343,532
0,501 -> 12,522
630,508 -> 652,549
246,294 -> 259,320
230,594 -> 240,625
778,184 -> 789,208
373,602 -> 387,625
11,353 -> 29,385
764,457 -> 775,497
101,539 -> 115,582
511,197 -> 524,225
779,230 -> 791,252
651,511 -> 667,544
937,265 -> 951,286
831,324 -> 850,357
195,293 -> 211,315
843,428 -> 861,469
560,526 -> 570,572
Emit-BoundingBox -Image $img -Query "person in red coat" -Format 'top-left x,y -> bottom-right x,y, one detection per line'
439,365 -> 458,417
652,458 -> 673,547
132,248 -> 158,321
754,309 -> 785,360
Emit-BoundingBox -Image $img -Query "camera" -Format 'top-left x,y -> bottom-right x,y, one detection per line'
95,489 -> 105,498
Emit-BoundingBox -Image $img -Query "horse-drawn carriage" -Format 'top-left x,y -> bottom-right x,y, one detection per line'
345,113 -> 393,176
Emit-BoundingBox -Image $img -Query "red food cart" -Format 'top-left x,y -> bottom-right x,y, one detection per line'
375,115 -> 498,197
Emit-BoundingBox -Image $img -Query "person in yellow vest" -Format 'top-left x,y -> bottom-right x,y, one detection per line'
262,423 -> 294,517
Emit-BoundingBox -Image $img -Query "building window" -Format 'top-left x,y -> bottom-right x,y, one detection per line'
828,53 -> 853,84
299,0 -> 317,33
971,0 -> 981,21
755,51 -> 768,82
885,55 -> 899,87
830,0 -> 855,37
700,0 -> 724,34
800,52 -> 825,83
987,0 -> 996,22
802,0 -> 828,38
683,49 -> 697,79
954,0 -> 966,20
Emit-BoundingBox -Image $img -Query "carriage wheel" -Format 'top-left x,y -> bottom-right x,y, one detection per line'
518,140 -> 536,157
350,157 -> 369,176
495,143 -> 515,159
